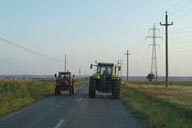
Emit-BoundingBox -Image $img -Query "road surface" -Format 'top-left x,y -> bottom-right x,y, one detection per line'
0,83 -> 144,128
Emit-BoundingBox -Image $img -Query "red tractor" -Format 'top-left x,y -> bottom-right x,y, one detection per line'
54,72 -> 75,96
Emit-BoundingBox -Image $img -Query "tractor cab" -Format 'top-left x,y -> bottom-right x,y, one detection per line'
97,63 -> 113,77
58,72 -> 71,79
91,63 -> 114,78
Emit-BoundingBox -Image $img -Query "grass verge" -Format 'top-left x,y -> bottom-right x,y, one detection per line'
0,79 -> 55,116
0,79 -> 87,116
121,81 -> 192,128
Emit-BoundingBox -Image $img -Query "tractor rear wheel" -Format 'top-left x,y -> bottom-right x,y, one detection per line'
69,87 -> 72,96
112,80 -> 120,99
89,78 -> 96,98
54,88 -> 57,96
72,86 -> 75,95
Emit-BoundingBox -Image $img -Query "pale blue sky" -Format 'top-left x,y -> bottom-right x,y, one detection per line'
0,0 -> 192,76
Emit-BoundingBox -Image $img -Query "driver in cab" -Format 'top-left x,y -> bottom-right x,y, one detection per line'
103,67 -> 110,78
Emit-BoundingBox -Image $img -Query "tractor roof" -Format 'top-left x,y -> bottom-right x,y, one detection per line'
59,72 -> 71,75
97,62 -> 114,66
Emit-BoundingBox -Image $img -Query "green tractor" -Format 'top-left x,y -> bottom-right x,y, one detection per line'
89,62 -> 121,99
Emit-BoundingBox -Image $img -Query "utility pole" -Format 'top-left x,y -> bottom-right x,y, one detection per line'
160,11 -> 173,87
120,59 -> 123,77
64,54 -> 67,72
79,67 -> 81,80
117,60 -> 120,76
146,24 -> 162,81
125,50 -> 131,81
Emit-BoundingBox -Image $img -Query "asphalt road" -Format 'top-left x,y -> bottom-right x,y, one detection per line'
0,83 -> 144,128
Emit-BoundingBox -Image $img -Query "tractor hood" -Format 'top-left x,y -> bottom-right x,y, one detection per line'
92,73 -> 100,79
91,73 -> 120,80
111,75 -> 120,80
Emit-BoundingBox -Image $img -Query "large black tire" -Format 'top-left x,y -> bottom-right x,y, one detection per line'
55,86 -> 60,96
112,80 -> 120,99
55,88 -> 57,96
69,87 -> 72,96
72,86 -> 75,95
58,89 -> 61,95
89,78 -> 96,98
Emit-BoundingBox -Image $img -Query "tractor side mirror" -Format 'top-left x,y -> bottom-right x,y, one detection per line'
54,74 -> 57,78
90,64 -> 93,69
118,66 -> 121,71
72,75 -> 75,78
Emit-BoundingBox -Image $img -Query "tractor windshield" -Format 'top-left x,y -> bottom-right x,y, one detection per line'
59,73 -> 71,79
97,65 -> 113,75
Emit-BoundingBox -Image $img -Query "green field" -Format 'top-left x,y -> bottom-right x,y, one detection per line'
0,79 -> 87,116
121,81 -> 192,128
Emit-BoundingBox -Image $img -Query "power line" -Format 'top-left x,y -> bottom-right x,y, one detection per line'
172,5 -> 192,22
0,37 -> 82,74
170,0 -> 192,17
0,37 -> 65,63
166,0 -> 186,12
155,0 -> 191,24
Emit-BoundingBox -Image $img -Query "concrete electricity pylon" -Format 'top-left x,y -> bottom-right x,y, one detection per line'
146,24 -> 162,81
160,12 -> 173,87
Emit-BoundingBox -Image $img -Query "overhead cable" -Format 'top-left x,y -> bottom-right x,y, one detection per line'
0,37 -> 64,63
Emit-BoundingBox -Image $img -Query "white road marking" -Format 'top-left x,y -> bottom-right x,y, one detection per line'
77,98 -> 83,102
54,119 -> 65,128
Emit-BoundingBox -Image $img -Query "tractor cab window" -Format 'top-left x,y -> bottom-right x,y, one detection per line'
97,66 -> 112,76
59,73 -> 70,79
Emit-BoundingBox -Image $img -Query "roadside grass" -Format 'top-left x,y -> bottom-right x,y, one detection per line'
128,80 -> 192,86
0,79 -> 88,116
0,79 -> 55,116
121,81 -> 192,128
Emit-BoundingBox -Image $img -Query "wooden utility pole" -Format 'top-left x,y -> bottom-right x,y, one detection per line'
125,50 -> 131,81
65,54 -> 67,72
79,67 -> 81,80
117,60 -> 120,76
160,12 -> 173,87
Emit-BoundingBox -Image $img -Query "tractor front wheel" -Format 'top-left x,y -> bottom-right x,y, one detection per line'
55,86 -> 60,96
72,86 -> 75,95
89,78 -> 96,98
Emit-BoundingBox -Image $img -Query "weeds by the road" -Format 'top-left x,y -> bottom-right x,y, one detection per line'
0,79 -> 54,116
121,81 -> 192,128
128,80 -> 192,86
0,79 -> 88,116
